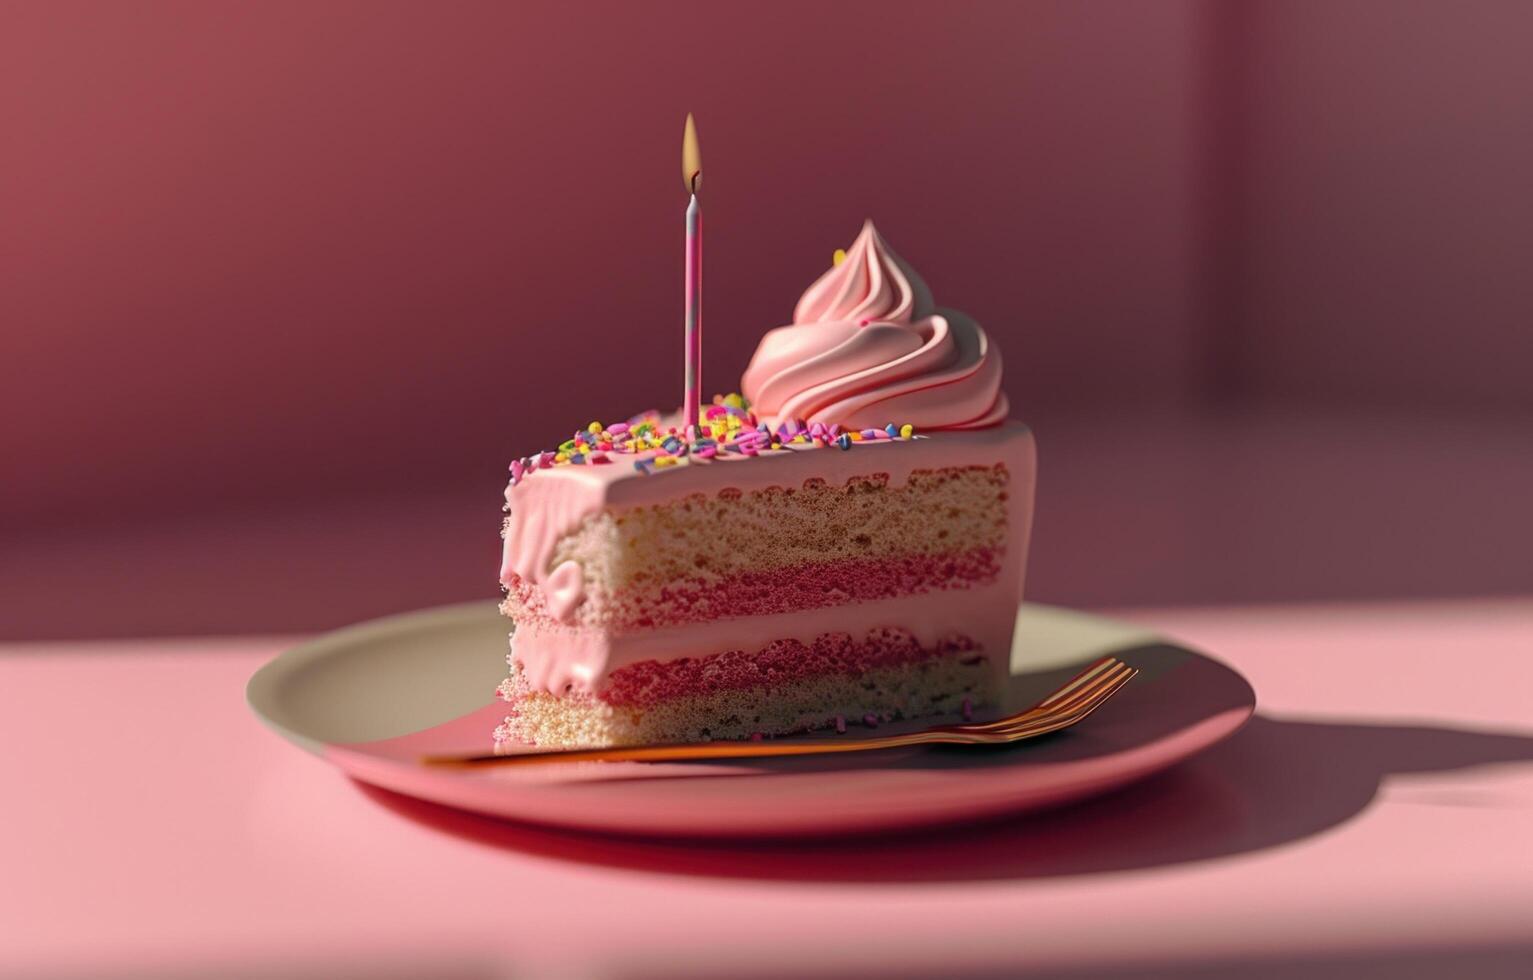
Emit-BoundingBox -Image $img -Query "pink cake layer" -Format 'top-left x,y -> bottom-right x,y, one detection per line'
503,545 -> 1001,633
599,627 -> 976,709
494,626 -> 995,747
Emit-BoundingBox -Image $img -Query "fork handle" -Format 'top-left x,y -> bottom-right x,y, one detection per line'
424,731 -> 935,768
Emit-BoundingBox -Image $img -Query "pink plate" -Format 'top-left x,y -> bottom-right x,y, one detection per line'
247,601 -> 1254,837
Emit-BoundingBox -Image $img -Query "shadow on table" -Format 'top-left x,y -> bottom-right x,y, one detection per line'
355,712 -> 1533,883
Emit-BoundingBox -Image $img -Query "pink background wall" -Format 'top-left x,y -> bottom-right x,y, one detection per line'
2,0 -> 1204,525
1238,0 -> 1533,410
3,1 -> 1531,637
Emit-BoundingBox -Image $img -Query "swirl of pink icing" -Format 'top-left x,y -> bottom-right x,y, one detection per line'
742,221 -> 1008,430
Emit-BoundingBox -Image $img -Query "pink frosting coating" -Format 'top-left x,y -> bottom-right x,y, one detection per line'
742,220 -> 1008,430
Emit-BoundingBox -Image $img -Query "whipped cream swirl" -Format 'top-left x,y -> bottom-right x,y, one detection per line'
741,221 -> 1007,430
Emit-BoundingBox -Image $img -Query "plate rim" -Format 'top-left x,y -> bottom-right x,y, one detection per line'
246,599 -> 496,755
247,601 -> 1257,837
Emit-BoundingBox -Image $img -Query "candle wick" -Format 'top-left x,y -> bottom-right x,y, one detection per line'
689,170 -> 702,195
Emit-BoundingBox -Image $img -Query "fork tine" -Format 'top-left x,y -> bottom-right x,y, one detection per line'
1036,659 -> 1134,711
972,686 -> 1120,739
1019,660 -> 1133,719
989,665 -> 1137,737
1036,661 -> 1135,717
1037,657 -> 1122,708
988,662 -> 1134,727
954,657 -> 1127,733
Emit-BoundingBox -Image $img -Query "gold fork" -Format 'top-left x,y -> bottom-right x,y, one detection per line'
421,656 -> 1137,768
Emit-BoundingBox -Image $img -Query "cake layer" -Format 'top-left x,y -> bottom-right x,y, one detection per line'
507,546 -> 1003,633
503,463 -> 1011,632
569,466 -> 1007,590
502,423 -> 1033,593
495,629 -> 999,747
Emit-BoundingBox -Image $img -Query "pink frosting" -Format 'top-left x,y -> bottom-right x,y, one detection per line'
741,220 -> 1008,430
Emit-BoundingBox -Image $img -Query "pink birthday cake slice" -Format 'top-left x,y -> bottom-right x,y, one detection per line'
496,221 -> 1035,747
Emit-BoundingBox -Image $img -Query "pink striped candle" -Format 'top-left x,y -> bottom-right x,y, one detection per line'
682,113 -> 702,433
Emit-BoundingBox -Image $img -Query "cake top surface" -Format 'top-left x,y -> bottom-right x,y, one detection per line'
505,221 -> 1010,494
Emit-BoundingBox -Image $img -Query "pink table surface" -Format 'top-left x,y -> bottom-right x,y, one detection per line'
3,599 -> 1532,979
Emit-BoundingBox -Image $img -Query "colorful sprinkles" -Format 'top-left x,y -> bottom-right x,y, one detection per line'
506,393 -> 921,487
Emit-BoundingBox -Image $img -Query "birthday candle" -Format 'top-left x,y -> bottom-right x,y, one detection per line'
682,113 -> 702,433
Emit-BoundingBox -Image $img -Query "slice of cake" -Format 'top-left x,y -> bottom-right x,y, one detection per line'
496,221 -> 1034,748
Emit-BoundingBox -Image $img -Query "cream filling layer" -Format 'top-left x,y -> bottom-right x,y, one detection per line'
510,576 -> 1022,696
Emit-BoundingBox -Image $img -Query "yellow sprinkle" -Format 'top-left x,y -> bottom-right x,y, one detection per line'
849,431 -> 863,441
587,421 -> 602,434
655,455 -> 677,467
899,424 -> 914,439
723,393 -> 745,409
555,452 -> 569,462
832,248 -> 847,266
